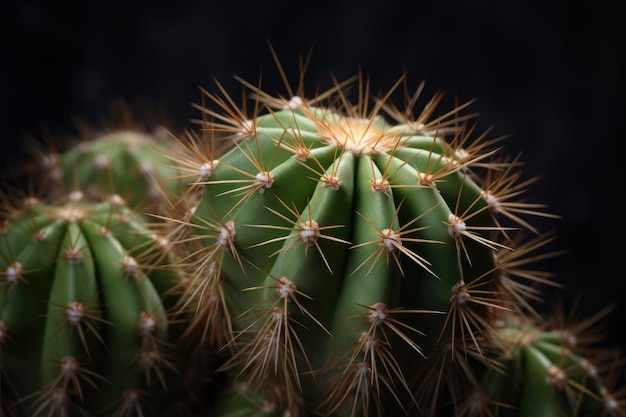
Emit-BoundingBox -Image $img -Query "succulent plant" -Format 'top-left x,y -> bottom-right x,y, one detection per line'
22,101 -> 184,217
166,59 -> 571,417
2,51 -> 624,417
0,191 -> 183,416
462,310 -> 626,417
42,129 -> 184,216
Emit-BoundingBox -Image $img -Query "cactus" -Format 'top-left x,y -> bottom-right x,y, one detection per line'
459,310 -> 626,417
0,190 -> 183,416
41,129 -> 184,216
24,101 -> 184,216
2,51 -> 624,417
166,60 -> 570,417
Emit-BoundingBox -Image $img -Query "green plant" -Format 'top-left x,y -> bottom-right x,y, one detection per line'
0,191 -> 183,416
2,51 -> 624,417
41,130 -> 183,216
23,102 -> 184,216
165,55 -> 603,416
462,309 -> 625,417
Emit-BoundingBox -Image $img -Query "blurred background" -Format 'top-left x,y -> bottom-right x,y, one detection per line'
3,0 -> 625,346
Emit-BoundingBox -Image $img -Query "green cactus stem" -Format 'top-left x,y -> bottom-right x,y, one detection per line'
0,191 -> 183,416
167,64 -> 560,417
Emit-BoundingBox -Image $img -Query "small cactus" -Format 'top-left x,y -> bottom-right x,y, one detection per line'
23,101 -> 184,216
0,191 -> 182,416
465,311 -> 626,417
42,129 -> 183,215
168,62 -> 563,417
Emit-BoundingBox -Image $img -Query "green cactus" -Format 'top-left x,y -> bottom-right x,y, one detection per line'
4,53 -> 624,417
0,191 -> 183,416
39,128 -> 184,216
22,101 -> 185,217
460,312 -> 626,417
166,65 -> 566,417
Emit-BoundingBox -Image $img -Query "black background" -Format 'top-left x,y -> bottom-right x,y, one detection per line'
3,0 -> 625,348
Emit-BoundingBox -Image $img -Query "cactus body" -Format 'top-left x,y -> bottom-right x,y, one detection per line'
2,60 -> 625,417
172,75 -> 555,416
44,130 -> 182,214
472,316 -> 623,417
0,193 -> 182,416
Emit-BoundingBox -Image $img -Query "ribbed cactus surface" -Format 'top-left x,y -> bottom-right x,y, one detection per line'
0,192 -> 181,416
170,74 -> 559,416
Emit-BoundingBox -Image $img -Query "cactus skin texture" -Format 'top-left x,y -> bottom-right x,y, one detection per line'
0,192 -> 182,416
168,64 -> 570,417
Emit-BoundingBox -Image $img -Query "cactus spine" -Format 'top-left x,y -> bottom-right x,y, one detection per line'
25,103 -> 184,217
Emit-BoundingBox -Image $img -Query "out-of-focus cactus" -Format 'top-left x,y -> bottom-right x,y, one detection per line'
458,311 -> 626,417
41,129 -> 183,215
167,61 -> 566,417
0,191 -> 183,416
23,101 -> 184,216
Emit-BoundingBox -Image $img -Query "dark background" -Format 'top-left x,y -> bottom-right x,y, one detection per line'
3,0 -> 625,347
